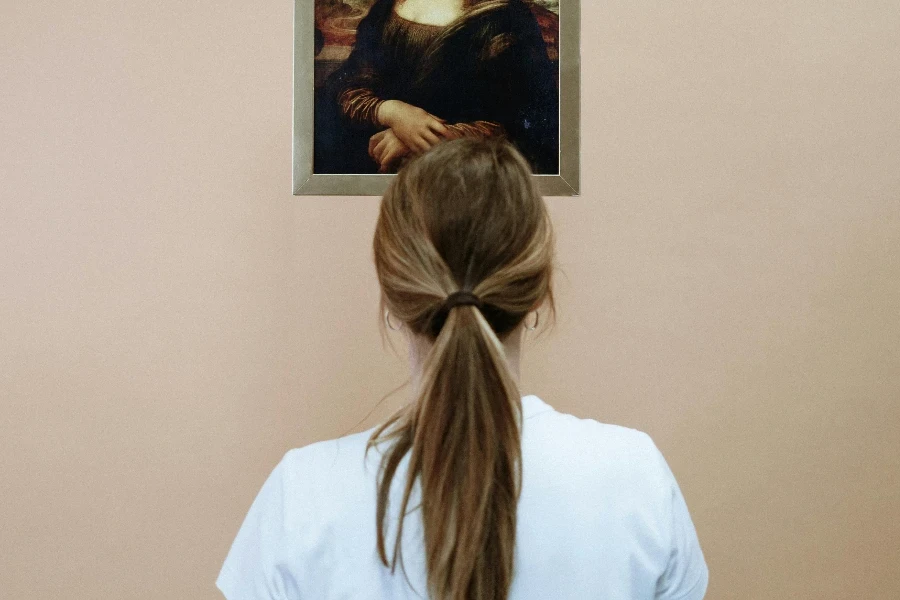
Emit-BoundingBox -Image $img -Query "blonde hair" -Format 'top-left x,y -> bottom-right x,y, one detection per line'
365,137 -> 557,600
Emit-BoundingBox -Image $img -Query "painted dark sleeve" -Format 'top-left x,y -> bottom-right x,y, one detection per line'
444,120 -> 506,139
322,1 -> 391,130
338,87 -> 385,128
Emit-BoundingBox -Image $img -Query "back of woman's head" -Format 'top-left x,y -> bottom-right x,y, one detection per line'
366,137 -> 556,600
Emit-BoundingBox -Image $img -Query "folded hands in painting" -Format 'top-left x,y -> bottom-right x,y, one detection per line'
370,100 -> 459,172
368,129 -> 412,173
377,100 -> 450,151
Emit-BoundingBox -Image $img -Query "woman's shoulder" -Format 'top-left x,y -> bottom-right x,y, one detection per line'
268,428 -> 381,527
535,404 -> 657,448
528,406 -> 675,491
280,426 -> 379,480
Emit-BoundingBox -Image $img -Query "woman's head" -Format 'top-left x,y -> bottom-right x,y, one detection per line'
373,136 -> 555,342
367,137 -> 556,600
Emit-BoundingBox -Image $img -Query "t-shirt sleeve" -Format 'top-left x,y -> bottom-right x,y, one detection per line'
216,451 -> 301,600
649,440 -> 709,600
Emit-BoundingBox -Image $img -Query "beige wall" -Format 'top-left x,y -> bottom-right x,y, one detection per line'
2,1 -> 898,598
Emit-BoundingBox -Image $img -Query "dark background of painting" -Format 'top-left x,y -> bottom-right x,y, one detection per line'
314,0 -> 560,88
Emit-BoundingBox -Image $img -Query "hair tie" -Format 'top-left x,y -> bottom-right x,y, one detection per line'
442,291 -> 483,311
429,290 -> 484,336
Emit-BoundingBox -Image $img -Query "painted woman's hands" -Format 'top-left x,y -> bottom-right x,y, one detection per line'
369,128 -> 412,173
376,100 -> 450,152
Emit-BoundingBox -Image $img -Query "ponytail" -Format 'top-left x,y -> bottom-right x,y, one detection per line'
366,137 -> 555,600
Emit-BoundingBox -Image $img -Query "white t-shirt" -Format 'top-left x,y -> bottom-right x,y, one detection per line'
217,394 -> 708,600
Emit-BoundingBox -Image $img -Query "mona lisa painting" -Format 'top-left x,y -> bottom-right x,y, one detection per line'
293,0 -> 580,195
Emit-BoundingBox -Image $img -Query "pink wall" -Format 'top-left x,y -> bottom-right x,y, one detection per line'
1,1 -> 898,598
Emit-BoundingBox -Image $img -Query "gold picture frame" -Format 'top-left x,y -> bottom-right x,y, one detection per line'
293,0 -> 580,196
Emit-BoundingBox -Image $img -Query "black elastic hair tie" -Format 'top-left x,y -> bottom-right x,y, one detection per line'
442,291 -> 483,311
428,291 -> 484,336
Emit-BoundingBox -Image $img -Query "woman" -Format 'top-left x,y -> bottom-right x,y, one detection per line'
314,0 -> 559,174
217,139 -> 708,600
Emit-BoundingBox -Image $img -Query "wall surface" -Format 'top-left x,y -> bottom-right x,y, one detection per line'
2,1 -> 899,599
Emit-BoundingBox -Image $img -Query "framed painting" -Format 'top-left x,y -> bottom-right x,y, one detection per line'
293,0 -> 580,196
